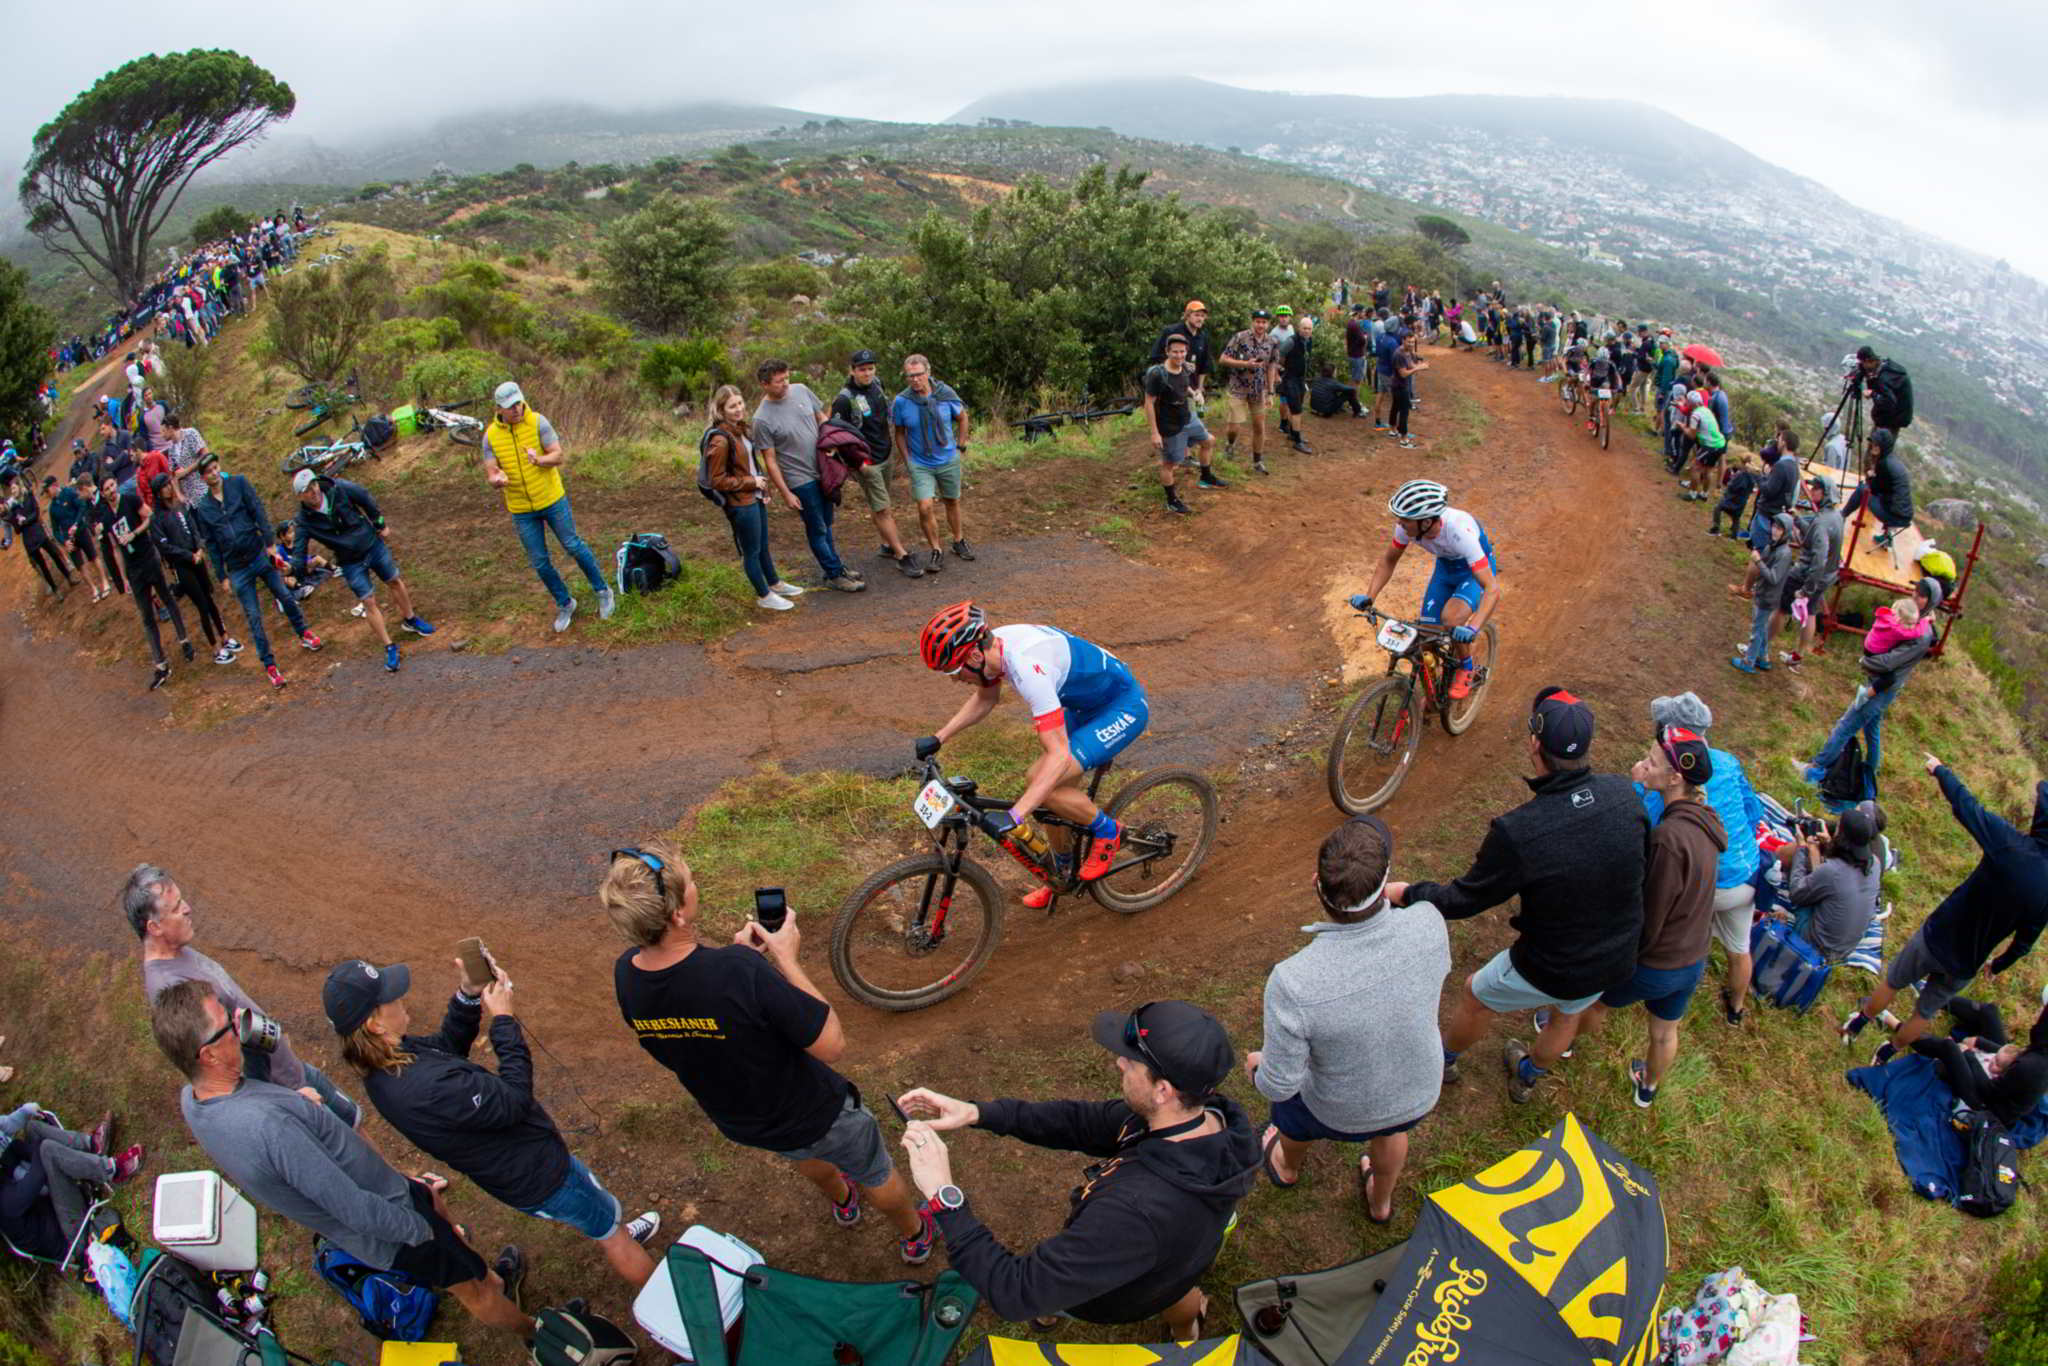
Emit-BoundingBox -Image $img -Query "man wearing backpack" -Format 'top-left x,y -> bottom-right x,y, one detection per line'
1842,759 -> 2048,1065
290,469 -> 434,673
830,350 -> 922,578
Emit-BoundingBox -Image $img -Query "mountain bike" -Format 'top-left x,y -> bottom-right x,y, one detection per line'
1588,384 -> 1613,448
830,755 -> 1219,1011
1326,604 -> 1501,815
1559,371 -> 1582,416
281,437 -> 377,477
284,374 -> 361,436
1009,394 -> 1141,443
413,397 -> 485,446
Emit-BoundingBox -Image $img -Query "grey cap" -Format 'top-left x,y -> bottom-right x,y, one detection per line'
493,380 -> 526,409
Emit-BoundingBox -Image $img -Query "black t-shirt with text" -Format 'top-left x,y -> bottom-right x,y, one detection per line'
111,489 -> 160,570
613,944 -> 847,1150
1142,364 -> 1193,439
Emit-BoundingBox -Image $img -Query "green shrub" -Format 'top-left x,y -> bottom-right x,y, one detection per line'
264,247 -> 397,384
599,193 -> 732,332
640,337 -> 736,407
1989,1245 -> 2048,1365
188,204 -> 251,245
735,258 -> 828,306
504,255 -> 528,270
360,315 -> 462,395
405,348 -> 507,406
548,311 -> 635,366
409,261 -> 531,343
358,182 -> 390,200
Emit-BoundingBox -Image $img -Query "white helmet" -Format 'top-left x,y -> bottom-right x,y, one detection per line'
1389,479 -> 1449,521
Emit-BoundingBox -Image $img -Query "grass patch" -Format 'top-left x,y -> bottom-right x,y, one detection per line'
583,562 -> 754,645
1090,514 -> 1143,556
572,438 -> 681,492
972,413 -> 1145,474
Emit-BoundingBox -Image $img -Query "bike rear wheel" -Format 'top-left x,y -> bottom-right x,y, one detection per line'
1092,768 -> 1220,914
446,421 -> 483,447
1598,404 -> 1611,449
831,853 -> 1003,1011
282,445 -> 331,474
294,409 -> 335,437
1327,676 -> 1424,814
1441,623 -> 1501,735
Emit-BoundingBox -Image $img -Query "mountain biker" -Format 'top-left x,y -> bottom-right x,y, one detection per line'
1351,480 -> 1503,702
917,602 -> 1146,909
1585,347 -> 1619,434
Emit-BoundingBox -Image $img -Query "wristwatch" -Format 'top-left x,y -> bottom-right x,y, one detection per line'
927,1185 -> 964,1216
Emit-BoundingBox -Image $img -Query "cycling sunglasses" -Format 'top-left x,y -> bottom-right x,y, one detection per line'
1123,1002 -> 1169,1077
611,847 -> 667,903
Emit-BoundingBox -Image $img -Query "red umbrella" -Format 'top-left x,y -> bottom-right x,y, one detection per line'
1682,343 -> 1725,367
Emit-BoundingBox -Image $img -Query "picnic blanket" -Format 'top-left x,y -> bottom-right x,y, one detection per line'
1846,1053 -> 2048,1202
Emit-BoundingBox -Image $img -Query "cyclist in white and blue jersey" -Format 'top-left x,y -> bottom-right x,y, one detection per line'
918,600 -> 1147,905
1351,479 -> 1504,700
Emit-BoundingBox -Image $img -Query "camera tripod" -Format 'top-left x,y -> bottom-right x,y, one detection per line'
1815,369 -> 1865,484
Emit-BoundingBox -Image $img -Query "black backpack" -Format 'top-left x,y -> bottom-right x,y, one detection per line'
1819,737 -> 1869,805
616,532 -> 681,595
361,414 -> 397,450
1955,1108 -> 2021,1217
696,425 -> 735,507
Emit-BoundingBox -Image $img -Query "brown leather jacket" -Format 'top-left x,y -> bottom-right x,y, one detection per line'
705,422 -> 761,507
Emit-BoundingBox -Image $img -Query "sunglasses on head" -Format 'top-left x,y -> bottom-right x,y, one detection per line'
612,847 -> 668,903
1124,1002 -> 1170,1078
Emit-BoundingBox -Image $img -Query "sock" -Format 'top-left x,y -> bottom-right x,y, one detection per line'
1087,810 -> 1118,840
1442,1047 -> 1460,1066
1163,485 -> 1177,503
1874,1041 -> 1898,1064
1518,1057 -> 1548,1085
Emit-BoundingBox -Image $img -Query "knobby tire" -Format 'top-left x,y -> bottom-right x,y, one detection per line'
1091,768 -> 1220,914
831,853 -> 1003,1012
1327,676 -> 1424,814
1440,623 -> 1500,736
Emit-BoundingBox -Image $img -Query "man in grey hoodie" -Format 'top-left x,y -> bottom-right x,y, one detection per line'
1244,814 -> 1450,1223
1783,473 -> 1844,669
1732,511 -> 1796,673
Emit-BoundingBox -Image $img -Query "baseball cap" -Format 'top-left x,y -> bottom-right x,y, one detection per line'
291,468 -> 318,493
323,960 -> 411,1036
1092,1000 -> 1233,1096
493,380 -> 526,409
1250,309 -> 1271,320
1657,725 -> 1714,786
1185,299 -> 1207,312
1529,686 -> 1595,760
849,349 -> 876,366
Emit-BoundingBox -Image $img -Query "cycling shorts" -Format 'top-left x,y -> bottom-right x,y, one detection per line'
1422,555 -> 1501,624
1065,669 -> 1149,772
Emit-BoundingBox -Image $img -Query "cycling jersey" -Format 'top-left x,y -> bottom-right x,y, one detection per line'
992,624 -> 1148,770
1587,357 -> 1617,388
1392,507 -> 1495,575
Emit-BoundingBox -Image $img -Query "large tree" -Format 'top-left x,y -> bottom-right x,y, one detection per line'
19,51 -> 294,302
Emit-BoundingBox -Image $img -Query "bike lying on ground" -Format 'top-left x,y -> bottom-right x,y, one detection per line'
282,415 -> 381,476
284,373 -> 361,436
1009,394 -> 1142,443
830,755 -> 1219,1011
410,397 -> 485,446
1326,604 -> 1499,815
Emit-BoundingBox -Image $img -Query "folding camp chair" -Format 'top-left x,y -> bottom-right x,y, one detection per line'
1,1110 -> 118,1278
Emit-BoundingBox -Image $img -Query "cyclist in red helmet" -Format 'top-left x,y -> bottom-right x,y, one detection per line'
918,602 -> 1148,907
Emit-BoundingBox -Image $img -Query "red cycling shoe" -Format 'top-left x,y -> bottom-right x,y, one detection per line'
1078,823 -> 1123,882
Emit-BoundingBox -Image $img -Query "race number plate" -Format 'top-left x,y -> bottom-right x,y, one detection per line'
1596,387 -> 1613,400
1377,619 -> 1419,653
913,780 -> 958,828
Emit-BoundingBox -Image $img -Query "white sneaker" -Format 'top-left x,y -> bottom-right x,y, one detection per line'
626,1211 -> 662,1246
770,581 -> 806,597
597,587 -> 616,621
756,592 -> 795,611
553,598 -> 577,632
349,602 -> 366,618
212,646 -> 237,665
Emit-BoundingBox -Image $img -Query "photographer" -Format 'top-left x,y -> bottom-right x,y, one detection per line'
1855,346 -> 1913,433
1842,429 -> 1914,549
1768,805 -> 1881,965
127,863 -> 361,1128
599,842 -> 934,1264
327,957 -> 660,1288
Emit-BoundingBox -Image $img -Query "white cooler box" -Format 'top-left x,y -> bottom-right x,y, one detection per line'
634,1225 -> 761,1361
152,1170 -> 259,1272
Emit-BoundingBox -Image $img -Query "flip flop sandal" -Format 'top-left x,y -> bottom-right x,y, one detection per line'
1259,1126 -> 1299,1188
1358,1156 -> 1394,1225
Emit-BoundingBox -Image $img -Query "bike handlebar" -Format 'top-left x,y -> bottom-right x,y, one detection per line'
1351,604 -> 1456,638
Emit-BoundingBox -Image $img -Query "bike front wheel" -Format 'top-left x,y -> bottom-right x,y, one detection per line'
1562,382 -> 1579,416
1598,405 -> 1612,449
831,853 -> 1003,1011
1327,676 -> 1424,814
1441,624 -> 1501,735
1092,768 -> 1221,914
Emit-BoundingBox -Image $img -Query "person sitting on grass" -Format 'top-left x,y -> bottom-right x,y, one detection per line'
1914,996 -> 2048,1129
1247,813 -> 1449,1222
1766,805 -> 1881,967
1,1113 -> 144,1264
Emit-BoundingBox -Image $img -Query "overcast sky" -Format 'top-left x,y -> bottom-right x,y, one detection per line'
9,0 -> 2046,278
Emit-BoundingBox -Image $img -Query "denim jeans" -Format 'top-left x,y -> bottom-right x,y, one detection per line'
511,495 -> 606,607
1810,684 -> 1899,799
1743,601 -> 1775,667
723,501 -> 780,596
228,559 -> 308,667
790,479 -> 845,580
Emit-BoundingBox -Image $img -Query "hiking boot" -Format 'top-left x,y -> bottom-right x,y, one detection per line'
1448,658 -> 1475,700
384,644 -> 400,672
770,581 -> 807,597
896,554 -> 925,579
901,1208 -> 937,1266
951,539 -> 976,561
1442,1050 -> 1461,1085
1627,1059 -> 1657,1108
1503,1039 -> 1541,1105
829,1175 -> 862,1228
598,587 -> 617,620
299,630 -> 323,651
925,549 -> 944,573
1078,823 -> 1123,882
826,575 -> 867,593
181,639 -> 195,663
1289,438 -> 1312,455
1197,469 -> 1230,489
1720,988 -> 1745,1027
1252,457 -> 1271,476
149,663 -> 171,691
626,1212 -> 662,1246
110,1144 -> 146,1185
402,616 -> 435,636
552,599 -> 577,633
492,1246 -> 527,1310
1165,494 -> 1192,515
266,665 -> 287,688
1871,1042 -> 1899,1067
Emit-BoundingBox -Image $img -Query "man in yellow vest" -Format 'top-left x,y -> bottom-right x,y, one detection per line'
481,381 -> 614,632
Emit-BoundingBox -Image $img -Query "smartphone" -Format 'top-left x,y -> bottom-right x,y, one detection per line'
457,937 -> 500,986
754,887 -> 788,933
886,1089 -> 911,1124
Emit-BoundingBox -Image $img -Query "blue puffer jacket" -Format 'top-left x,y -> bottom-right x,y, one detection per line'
1641,746 -> 1765,889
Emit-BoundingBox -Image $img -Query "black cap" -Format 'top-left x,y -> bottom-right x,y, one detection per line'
849,349 -> 876,366
1250,309 -> 1271,320
1657,725 -> 1714,786
1529,685 -> 1595,760
1092,1001 -> 1233,1095
323,960 -> 411,1036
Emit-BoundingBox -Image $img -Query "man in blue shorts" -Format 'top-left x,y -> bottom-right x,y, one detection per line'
918,601 -> 1147,907
290,468 -> 434,673
1351,479 -> 1503,700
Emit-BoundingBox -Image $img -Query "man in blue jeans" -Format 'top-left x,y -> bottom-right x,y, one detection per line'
1804,576 -> 1942,799
753,359 -> 865,594
481,381 -> 615,632
191,453 -> 321,689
